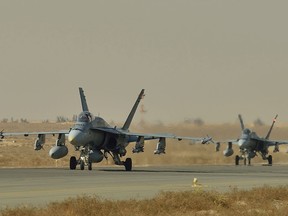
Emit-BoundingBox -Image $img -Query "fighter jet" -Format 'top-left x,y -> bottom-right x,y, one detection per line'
218,114 -> 288,166
1,88 -> 206,171
200,135 -> 214,144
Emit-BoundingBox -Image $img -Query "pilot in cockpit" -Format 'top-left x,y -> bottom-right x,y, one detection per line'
78,112 -> 94,123
243,128 -> 251,135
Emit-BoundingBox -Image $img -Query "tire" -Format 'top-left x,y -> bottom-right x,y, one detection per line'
70,156 -> 77,170
80,160 -> 85,170
124,158 -> 132,171
268,155 -> 272,165
88,162 -> 92,171
235,155 -> 240,166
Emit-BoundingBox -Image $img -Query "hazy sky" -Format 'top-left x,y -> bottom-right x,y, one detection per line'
1,1 -> 288,124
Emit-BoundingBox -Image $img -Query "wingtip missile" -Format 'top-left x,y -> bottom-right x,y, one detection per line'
0,129 -> 4,139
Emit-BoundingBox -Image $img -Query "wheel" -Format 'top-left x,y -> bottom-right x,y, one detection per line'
124,158 -> 132,171
268,155 -> 272,165
88,162 -> 92,171
235,155 -> 240,165
80,160 -> 85,170
70,156 -> 77,170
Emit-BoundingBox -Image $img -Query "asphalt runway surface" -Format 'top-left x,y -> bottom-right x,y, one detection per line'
1,164 -> 288,209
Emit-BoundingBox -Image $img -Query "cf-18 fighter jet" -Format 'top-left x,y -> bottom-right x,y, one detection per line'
1,88 -> 206,171
218,114 -> 288,166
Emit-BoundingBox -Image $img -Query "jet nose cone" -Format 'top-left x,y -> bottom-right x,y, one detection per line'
238,139 -> 246,147
68,130 -> 81,145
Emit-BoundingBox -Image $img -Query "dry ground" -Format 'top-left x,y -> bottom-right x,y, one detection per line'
1,122 -> 288,167
1,186 -> 288,216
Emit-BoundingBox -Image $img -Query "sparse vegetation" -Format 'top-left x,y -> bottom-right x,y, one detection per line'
20,118 -> 29,123
183,118 -> 205,126
56,115 -> 78,123
1,116 -> 78,124
1,118 -> 8,123
1,186 -> 288,216
56,116 -> 69,123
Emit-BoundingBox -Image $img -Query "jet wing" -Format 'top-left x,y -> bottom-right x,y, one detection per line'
120,131 -> 208,154
90,127 -> 205,142
250,137 -> 288,146
91,127 -> 173,139
1,130 -> 70,138
209,139 -> 238,144
90,127 -> 122,135
226,139 -> 239,144
0,130 -> 70,151
217,137 -> 288,146
117,131 -> 206,142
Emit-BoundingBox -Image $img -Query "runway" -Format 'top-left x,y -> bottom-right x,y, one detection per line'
1,164 -> 288,209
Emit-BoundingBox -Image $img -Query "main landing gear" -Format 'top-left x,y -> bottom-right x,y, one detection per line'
235,155 -> 240,165
267,155 -> 272,165
107,151 -> 133,171
235,155 -> 251,166
70,156 -> 77,170
124,158 -> 132,171
235,154 -> 273,166
69,155 -> 133,171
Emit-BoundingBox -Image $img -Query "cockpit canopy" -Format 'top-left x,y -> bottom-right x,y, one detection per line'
77,111 -> 94,123
243,128 -> 251,134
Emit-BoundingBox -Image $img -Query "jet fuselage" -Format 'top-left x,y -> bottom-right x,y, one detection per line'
68,112 -> 107,148
237,129 -> 268,157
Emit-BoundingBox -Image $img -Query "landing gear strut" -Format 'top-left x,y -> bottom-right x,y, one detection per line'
243,158 -> 251,166
235,155 -> 251,166
267,155 -> 272,165
124,158 -> 132,171
235,155 -> 240,165
88,162 -> 92,170
80,160 -> 85,170
110,152 -> 133,171
70,150 -> 93,171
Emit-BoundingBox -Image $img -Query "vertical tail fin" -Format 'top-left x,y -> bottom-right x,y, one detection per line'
79,87 -> 89,112
238,114 -> 245,131
265,114 -> 278,140
122,89 -> 145,131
